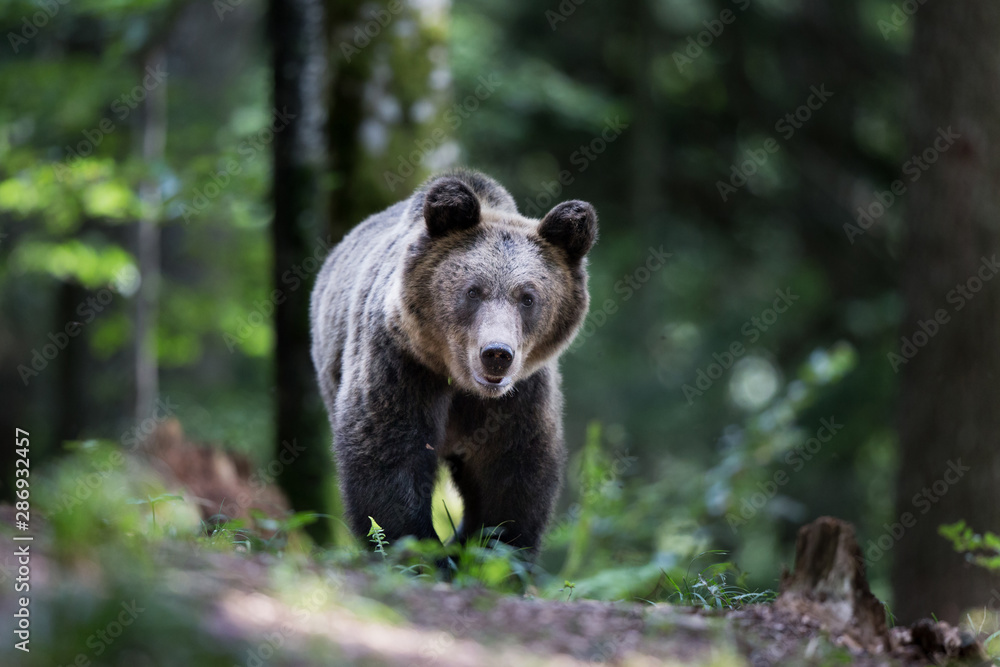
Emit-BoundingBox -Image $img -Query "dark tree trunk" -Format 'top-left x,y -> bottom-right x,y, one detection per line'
893,1 -> 1000,623
326,0 -> 368,239
269,0 -> 331,543
56,280 -> 88,443
134,47 -> 167,426
326,0 -> 442,230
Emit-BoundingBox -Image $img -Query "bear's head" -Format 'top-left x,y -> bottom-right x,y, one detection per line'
399,174 -> 597,398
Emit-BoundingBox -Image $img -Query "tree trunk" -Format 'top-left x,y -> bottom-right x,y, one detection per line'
326,0 -> 450,230
326,0 -> 368,239
56,280 -> 88,442
269,0 -> 331,544
134,47 -> 167,426
893,0 -> 1000,623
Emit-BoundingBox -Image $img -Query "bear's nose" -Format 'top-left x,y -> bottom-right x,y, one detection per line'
480,343 -> 514,375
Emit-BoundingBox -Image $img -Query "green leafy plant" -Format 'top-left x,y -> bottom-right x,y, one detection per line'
249,509 -> 325,552
561,580 -> 576,601
127,493 -> 185,532
203,515 -> 253,552
385,523 -> 533,594
448,532 -> 532,592
368,516 -> 390,558
883,601 -> 897,628
940,521 -> 1000,572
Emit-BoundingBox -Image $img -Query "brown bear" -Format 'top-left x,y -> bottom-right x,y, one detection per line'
310,169 -> 597,554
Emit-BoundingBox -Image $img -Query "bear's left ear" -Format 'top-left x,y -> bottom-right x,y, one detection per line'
538,200 -> 598,264
423,178 -> 481,238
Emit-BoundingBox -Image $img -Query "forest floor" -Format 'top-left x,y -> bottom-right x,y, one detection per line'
2,427 -> 994,666
195,548 -> 946,667
179,544 -> 998,667
3,524 -> 991,667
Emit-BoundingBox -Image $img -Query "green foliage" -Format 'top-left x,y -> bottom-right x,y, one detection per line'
987,630 -> 1000,659
367,516 -> 389,558
560,420 -> 607,580
127,493 -> 185,532
379,529 -> 534,594
36,440 -> 198,556
444,534 -> 534,592
940,521 -> 1000,573
661,554 -> 776,610
560,579 -> 576,601
5,420 -> 773,665
1,439 -> 362,666
203,510 -> 323,554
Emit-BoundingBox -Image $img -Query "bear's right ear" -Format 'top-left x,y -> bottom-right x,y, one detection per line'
423,178 -> 481,238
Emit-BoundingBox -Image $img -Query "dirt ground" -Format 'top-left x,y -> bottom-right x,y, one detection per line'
1,517 -> 992,666
202,548 -> 989,667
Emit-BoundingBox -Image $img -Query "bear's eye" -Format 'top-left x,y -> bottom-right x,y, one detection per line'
467,288 -> 480,300
521,294 -> 534,308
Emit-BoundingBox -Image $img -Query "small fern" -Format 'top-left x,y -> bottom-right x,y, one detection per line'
368,516 -> 389,558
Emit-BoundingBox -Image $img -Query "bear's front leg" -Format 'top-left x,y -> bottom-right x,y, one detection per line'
332,343 -> 451,544
444,366 -> 567,555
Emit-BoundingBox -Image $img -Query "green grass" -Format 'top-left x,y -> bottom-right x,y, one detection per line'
661,553 -> 777,610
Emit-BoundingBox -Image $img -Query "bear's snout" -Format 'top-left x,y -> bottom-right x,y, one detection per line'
480,342 -> 514,378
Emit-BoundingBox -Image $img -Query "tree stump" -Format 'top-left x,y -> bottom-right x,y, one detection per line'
774,516 -> 991,664
774,516 -> 889,653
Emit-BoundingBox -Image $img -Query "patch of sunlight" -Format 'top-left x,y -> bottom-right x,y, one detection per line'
729,355 -> 780,411
432,463 -> 463,541
83,180 -> 137,220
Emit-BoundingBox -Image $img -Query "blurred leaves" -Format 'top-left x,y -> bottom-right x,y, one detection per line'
940,521 -> 1000,574
10,238 -> 134,287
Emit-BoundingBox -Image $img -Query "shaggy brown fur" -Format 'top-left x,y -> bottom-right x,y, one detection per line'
310,169 -> 597,553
